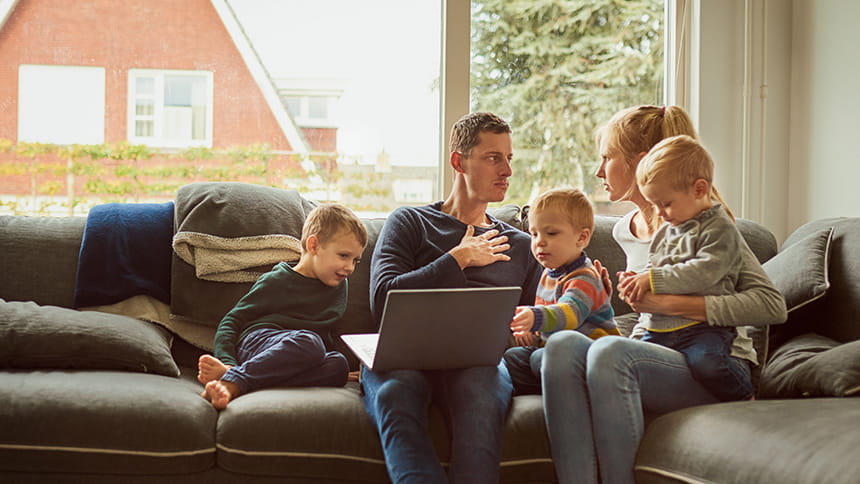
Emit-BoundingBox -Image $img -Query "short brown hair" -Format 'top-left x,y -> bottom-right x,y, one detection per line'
449,112 -> 511,155
301,203 -> 368,251
529,187 -> 594,232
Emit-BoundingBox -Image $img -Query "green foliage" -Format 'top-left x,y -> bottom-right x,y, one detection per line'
471,0 -> 664,205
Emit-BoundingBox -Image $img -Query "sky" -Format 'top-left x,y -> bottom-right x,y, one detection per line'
229,0 -> 442,167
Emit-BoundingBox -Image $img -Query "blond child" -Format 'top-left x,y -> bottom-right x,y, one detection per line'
198,203 -> 367,409
504,187 -> 619,395
617,134 -> 753,401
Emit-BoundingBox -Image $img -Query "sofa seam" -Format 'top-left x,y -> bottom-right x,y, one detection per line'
0,443 -> 216,458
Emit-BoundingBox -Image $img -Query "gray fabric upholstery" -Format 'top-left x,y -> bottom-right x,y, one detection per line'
0,371 -> 216,474
636,399 -> 860,484
0,300 -> 179,377
0,215 -> 83,308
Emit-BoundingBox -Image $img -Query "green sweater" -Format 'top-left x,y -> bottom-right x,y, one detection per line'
213,262 -> 347,366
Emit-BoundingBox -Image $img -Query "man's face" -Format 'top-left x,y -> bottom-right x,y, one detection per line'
458,131 -> 513,203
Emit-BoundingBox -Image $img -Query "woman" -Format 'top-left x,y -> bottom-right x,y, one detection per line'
541,105 -> 787,484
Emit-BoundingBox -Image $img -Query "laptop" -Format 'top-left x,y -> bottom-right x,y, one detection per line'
341,286 -> 522,372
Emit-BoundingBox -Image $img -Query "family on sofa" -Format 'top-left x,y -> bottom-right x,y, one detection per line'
190,106 -> 787,484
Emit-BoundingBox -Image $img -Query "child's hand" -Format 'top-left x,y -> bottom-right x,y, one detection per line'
513,330 -> 539,347
618,271 -> 651,303
510,306 -> 535,334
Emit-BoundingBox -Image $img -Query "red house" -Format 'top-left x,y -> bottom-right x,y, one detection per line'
0,0 -> 339,209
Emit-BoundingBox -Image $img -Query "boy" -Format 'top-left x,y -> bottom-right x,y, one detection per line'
504,187 -> 619,395
198,203 -> 368,409
617,134 -> 753,401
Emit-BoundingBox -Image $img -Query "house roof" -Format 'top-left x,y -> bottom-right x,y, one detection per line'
211,0 -> 309,155
0,0 -> 310,155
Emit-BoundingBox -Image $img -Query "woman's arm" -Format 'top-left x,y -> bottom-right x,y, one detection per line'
626,244 -> 787,327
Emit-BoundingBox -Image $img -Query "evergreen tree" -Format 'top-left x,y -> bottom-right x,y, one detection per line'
471,0 -> 664,205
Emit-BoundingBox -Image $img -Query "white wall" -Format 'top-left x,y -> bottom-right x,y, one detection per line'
694,0 -> 793,243
788,0 -> 860,234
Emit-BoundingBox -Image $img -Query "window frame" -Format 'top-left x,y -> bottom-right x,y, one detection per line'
127,68 -> 214,149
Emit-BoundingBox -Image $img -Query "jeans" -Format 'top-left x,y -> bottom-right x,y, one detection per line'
360,363 -> 513,484
221,328 -> 348,393
503,346 -> 543,396
641,324 -> 752,401
541,331 -> 751,484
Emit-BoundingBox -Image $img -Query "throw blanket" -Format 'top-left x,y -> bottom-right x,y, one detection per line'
73,202 -> 174,308
173,232 -> 301,282
171,182 -> 318,327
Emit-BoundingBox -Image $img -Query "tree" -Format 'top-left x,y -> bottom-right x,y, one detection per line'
471,0 -> 664,206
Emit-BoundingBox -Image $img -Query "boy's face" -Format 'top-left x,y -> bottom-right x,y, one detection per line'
528,207 -> 590,270
640,179 -> 710,226
307,230 -> 365,287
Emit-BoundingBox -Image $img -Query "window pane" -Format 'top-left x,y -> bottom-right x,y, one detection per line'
470,0 -> 664,214
135,120 -> 154,137
231,0 -> 442,214
136,99 -> 154,116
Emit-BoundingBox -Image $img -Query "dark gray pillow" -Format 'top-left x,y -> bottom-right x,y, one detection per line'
760,333 -> 860,398
762,227 -> 833,312
0,300 -> 179,377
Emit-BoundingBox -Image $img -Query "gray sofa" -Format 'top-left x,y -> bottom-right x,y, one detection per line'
1,182 -> 858,483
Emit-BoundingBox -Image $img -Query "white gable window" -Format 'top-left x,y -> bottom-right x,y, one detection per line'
128,69 -> 213,148
18,64 -> 105,144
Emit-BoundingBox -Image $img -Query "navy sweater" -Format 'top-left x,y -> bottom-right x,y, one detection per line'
369,202 -> 542,323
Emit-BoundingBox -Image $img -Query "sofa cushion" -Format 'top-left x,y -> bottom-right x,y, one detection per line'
215,385 -> 556,482
763,227 -> 833,312
759,333 -> 860,398
0,300 -> 179,377
635,398 -> 860,484
0,370 -> 216,475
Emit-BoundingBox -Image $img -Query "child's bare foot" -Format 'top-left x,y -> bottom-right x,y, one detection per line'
198,354 -> 230,384
201,380 -> 240,410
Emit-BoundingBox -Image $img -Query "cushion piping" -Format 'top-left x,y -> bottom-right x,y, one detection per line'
0,443 -> 215,458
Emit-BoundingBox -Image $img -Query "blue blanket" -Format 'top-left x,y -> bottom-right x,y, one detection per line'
73,202 -> 174,308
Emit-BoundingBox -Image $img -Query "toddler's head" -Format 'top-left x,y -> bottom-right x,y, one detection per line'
636,135 -> 731,226
527,188 -> 594,270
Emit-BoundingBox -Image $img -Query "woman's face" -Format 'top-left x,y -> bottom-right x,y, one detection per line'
595,135 -> 635,203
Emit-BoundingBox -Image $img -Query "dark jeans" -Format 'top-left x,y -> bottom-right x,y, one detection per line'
221,328 -> 348,393
503,346 -> 544,396
641,324 -> 752,401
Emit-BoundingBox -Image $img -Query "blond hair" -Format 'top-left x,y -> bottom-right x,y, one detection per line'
636,135 -> 734,221
301,203 -> 368,251
595,105 -> 699,230
529,187 -> 595,232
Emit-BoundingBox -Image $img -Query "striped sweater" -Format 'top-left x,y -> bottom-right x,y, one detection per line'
530,253 -> 619,341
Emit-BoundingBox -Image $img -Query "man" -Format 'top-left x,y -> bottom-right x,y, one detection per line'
361,112 -> 543,483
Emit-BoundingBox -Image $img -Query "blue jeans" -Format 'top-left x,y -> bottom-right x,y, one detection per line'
641,325 -> 752,401
222,328 -> 348,393
541,331 -> 752,484
360,363 -> 513,484
503,346 -> 543,396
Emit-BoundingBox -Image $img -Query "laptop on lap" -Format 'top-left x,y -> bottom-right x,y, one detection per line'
341,286 -> 522,372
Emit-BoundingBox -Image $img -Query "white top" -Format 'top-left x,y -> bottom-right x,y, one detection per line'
612,209 -> 651,272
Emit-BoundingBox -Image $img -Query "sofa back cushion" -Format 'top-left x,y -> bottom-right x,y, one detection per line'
0,215 -> 83,308
770,217 -> 860,347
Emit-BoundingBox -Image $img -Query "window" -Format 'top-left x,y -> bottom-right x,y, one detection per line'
127,69 -> 213,148
1,1 -> 665,217
470,0 -> 665,214
18,65 -> 105,144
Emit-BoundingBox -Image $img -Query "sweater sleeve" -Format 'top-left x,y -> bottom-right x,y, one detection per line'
212,274 -> 279,366
530,272 -> 606,334
649,216 -> 742,295
704,242 -> 788,327
369,208 -> 468,323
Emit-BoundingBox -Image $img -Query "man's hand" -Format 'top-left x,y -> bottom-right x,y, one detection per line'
449,225 -> 511,269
